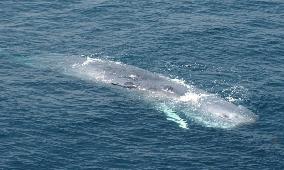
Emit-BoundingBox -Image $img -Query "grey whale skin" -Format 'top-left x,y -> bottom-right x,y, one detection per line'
69,57 -> 256,128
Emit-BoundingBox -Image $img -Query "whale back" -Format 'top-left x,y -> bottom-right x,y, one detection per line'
79,59 -> 189,97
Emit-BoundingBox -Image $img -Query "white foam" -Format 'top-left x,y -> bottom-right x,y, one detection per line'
81,57 -> 103,66
179,92 -> 210,104
129,74 -> 137,79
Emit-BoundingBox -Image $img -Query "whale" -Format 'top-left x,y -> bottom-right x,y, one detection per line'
65,57 -> 256,129
22,55 -> 256,129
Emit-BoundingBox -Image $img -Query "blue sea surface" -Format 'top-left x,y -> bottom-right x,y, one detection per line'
0,0 -> 283,169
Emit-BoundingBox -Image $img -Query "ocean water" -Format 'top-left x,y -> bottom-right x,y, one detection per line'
0,0 -> 283,169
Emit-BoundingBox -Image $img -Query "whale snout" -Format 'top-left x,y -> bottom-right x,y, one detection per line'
205,103 -> 256,127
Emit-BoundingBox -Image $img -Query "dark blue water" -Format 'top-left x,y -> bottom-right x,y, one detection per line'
1,0 -> 283,169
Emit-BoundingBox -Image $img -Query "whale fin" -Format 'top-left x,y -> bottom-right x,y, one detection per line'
157,103 -> 188,129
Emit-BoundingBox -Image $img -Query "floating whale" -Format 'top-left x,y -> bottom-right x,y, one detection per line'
22,55 -> 256,129
65,57 -> 256,129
